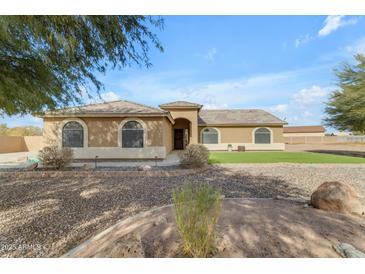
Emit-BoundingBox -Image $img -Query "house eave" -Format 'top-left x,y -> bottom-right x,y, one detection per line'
41,112 -> 175,124
159,105 -> 202,110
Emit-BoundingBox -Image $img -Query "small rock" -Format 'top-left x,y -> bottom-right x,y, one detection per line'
137,165 -> 152,171
24,162 -> 38,171
82,163 -> 94,170
153,215 -> 168,226
333,243 -> 365,258
304,203 -> 309,208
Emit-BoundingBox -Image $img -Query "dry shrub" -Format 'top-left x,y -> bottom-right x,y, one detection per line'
39,145 -> 73,169
180,144 -> 209,168
173,183 -> 221,257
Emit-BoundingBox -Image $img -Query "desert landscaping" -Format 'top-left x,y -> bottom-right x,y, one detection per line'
1,162 -> 364,258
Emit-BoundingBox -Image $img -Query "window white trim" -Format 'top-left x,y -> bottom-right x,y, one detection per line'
200,127 -> 221,144
118,118 -> 147,148
252,127 -> 273,144
58,118 -> 88,148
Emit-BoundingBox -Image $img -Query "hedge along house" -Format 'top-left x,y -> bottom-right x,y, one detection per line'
41,100 -> 286,159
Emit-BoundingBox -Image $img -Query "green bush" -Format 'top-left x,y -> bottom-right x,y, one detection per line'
180,144 -> 209,168
172,183 -> 221,257
39,145 -> 73,169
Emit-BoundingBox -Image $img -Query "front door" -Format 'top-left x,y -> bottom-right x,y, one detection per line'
174,129 -> 184,149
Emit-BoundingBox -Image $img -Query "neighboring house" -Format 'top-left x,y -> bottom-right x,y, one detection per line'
41,100 -> 286,159
283,126 -> 325,137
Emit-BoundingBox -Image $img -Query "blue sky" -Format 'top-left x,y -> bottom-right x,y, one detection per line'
2,15 -> 365,131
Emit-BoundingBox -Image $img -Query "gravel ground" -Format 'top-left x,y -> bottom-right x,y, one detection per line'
0,164 -> 364,257
221,164 -> 365,201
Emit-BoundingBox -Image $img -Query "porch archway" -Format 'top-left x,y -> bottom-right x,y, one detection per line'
173,118 -> 191,150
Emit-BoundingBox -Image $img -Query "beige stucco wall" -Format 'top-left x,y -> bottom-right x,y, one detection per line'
162,117 -> 173,154
42,115 -> 286,156
164,109 -> 199,144
24,136 -> 45,151
198,126 -> 284,143
0,136 -> 26,153
0,136 -> 44,153
43,116 -> 165,148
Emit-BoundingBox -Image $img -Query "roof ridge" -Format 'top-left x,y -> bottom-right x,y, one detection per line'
65,99 -> 162,111
160,100 -> 202,106
61,99 -> 124,110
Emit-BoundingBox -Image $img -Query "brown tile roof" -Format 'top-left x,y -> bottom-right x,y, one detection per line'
283,125 -> 325,133
44,100 -> 168,116
198,109 -> 286,125
159,101 -> 202,109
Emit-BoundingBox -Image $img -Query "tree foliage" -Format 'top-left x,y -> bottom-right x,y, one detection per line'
324,54 -> 365,133
0,16 -> 163,116
0,123 -> 42,136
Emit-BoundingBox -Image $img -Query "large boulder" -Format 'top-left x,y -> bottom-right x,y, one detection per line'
311,181 -> 364,216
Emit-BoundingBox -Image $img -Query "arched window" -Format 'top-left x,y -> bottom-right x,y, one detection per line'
202,128 -> 219,144
254,128 -> 271,144
122,121 -> 144,148
62,121 -> 84,147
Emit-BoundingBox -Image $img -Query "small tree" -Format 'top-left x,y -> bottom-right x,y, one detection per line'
39,145 -> 73,169
180,144 -> 209,168
173,183 -> 221,257
0,16 -> 164,116
324,54 -> 365,133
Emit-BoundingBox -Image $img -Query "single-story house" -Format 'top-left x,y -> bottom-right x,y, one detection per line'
41,100 -> 286,159
283,125 -> 325,137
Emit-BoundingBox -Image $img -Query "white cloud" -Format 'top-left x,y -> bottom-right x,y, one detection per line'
203,48 -> 218,61
292,85 -> 329,105
318,16 -> 357,37
115,66 -> 332,126
117,68 -> 298,110
302,111 -> 313,117
294,16 -> 357,49
83,91 -> 120,105
269,104 -> 288,114
267,85 -> 332,126
202,103 -> 228,109
295,34 -> 313,48
100,91 -> 120,102
345,37 -> 365,55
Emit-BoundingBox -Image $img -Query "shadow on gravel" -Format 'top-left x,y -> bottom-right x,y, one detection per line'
0,166 -> 305,257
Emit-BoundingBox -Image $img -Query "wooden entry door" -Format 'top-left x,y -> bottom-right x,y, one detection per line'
174,129 -> 184,150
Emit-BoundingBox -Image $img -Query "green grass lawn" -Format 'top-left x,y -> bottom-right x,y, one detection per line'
209,151 -> 365,164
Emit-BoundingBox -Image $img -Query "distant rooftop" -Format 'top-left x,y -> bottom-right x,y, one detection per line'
283,125 -> 325,133
159,101 -> 202,109
198,109 -> 286,125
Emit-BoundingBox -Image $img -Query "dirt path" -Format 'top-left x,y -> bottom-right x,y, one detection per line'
64,199 -> 365,258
